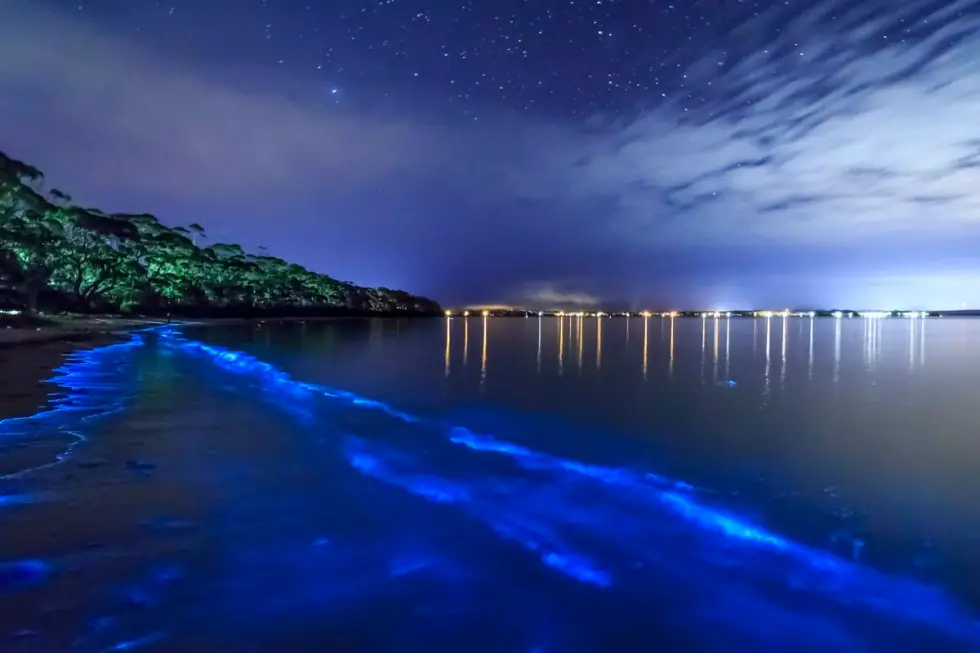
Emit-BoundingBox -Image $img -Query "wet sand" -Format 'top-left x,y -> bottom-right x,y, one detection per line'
0,317 -> 169,421
0,314 -> 393,422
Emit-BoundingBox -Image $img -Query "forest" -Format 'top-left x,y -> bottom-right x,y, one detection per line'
0,150 -> 440,317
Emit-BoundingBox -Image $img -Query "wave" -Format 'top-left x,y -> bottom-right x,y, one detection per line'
157,326 -> 980,649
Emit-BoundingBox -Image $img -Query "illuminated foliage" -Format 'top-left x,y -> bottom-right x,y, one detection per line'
0,150 -> 439,315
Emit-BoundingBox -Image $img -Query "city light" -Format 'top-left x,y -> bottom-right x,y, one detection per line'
462,308 -> 938,319
445,310 -> 452,317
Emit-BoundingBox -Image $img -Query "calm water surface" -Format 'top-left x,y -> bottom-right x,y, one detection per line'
2,316 -> 980,652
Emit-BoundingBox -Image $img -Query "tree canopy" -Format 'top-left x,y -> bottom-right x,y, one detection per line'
0,150 -> 440,317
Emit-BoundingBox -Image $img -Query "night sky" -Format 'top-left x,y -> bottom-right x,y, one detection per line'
2,0 -> 979,309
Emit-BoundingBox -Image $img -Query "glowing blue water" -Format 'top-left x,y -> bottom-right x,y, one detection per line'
2,325 -> 979,652
0,334 -> 144,480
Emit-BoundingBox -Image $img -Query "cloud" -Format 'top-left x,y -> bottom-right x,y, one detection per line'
526,0 -> 980,247
0,3 -> 492,208
518,283 -> 601,308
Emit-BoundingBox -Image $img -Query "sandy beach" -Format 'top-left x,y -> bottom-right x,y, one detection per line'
0,316 -> 169,422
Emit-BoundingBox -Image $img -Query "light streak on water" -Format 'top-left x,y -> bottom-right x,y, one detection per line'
557,315 -> 564,376
481,316 -> 488,386
444,317 -> 451,377
725,316 -> 730,381
834,316 -> 842,389
780,314 -> 788,390
712,316 -> 719,386
642,316 -> 649,381
920,316 -> 926,366
808,317 -> 814,380
700,316 -> 707,386
763,317 -> 771,405
536,316 -> 542,374
596,317 -> 602,371
909,318 -> 917,370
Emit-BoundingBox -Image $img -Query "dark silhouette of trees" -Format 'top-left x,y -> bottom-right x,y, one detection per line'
0,150 -> 440,316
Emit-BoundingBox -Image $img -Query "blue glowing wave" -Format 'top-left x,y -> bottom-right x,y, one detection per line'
0,333 -> 145,479
158,328 -> 418,423
156,328 -> 980,646
449,428 -> 783,549
344,436 -> 612,587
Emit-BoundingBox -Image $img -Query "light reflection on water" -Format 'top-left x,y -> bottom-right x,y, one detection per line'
437,315 -> 934,393
3,318 -> 980,652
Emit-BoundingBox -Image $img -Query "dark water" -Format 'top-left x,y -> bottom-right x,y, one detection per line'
2,316 -> 980,652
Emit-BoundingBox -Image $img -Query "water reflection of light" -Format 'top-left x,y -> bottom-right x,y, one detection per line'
713,316 -> 720,386
920,315 -> 926,366
763,317 -> 771,403
725,316 -> 730,380
780,314 -> 788,390
909,317 -> 917,370
537,316 -> 542,374
833,317 -> 842,388
701,316 -> 707,386
808,317 -> 814,380
558,316 -> 565,377
669,316 -> 675,377
480,316 -> 488,385
577,314 -> 584,372
863,316 -> 881,371
863,319 -> 870,369
596,315 -> 603,370
444,317 -> 451,377
643,316 -> 649,381
463,317 -> 469,366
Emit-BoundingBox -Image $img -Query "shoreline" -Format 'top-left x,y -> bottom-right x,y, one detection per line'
0,317 -> 171,422
0,313 -> 436,422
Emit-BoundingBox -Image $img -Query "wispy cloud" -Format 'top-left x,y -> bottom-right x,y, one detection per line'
0,3 -> 488,208
518,283 -> 601,308
527,0 -> 980,247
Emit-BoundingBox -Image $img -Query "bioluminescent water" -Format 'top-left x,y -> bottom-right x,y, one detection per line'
2,318 -> 980,652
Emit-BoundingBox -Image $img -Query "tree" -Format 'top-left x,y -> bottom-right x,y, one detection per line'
0,147 -> 442,316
